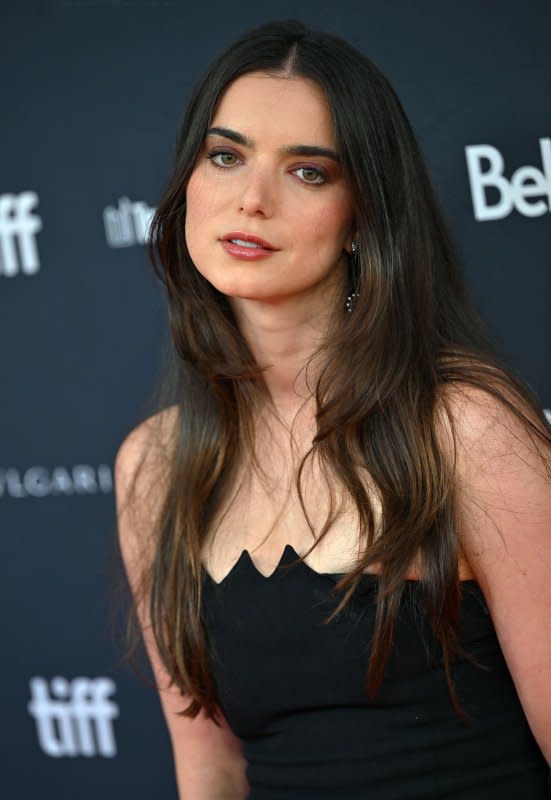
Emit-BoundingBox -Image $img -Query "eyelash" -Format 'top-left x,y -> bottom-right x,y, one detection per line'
205,149 -> 329,185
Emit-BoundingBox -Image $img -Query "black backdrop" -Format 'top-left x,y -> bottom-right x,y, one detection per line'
2,2 -> 550,797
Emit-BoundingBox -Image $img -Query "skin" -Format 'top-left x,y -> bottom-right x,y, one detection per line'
185,71 -> 356,420
183,75 -> 551,771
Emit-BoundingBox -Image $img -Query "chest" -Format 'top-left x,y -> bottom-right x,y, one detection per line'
200,444 -> 475,584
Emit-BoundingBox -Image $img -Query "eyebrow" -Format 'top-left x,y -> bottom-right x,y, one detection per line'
206,126 -> 341,163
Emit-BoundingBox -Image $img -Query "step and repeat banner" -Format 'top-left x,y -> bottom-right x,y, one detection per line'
2,2 -> 550,797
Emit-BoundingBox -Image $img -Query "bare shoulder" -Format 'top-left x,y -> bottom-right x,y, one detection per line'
435,378 -> 549,476
436,382 -> 551,763
114,404 -> 250,792
436,376 -> 551,476
114,404 -> 179,573
436,378 -> 551,594
115,404 -> 179,478
115,404 -> 179,493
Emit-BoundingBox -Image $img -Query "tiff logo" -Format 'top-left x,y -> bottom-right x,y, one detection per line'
465,137 -> 551,221
28,676 -> 119,757
0,192 -> 42,277
104,196 -> 155,247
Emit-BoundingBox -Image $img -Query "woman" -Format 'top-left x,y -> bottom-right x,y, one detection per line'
115,19 -> 551,799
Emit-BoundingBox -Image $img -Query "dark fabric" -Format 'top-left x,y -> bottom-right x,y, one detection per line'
201,544 -> 550,798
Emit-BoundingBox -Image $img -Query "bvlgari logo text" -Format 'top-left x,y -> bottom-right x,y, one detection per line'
0,464 -> 113,498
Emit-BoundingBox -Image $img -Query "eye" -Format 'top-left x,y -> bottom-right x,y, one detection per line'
206,150 -> 239,168
293,166 -> 328,185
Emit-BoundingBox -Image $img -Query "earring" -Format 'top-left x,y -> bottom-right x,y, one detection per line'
345,290 -> 359,312
346,239 -> 359,312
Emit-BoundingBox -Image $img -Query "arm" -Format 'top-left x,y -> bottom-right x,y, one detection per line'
442,386 -> 551,765
114,409 -> 250,799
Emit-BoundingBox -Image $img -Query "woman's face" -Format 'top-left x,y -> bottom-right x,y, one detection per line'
185,71 -> 355,312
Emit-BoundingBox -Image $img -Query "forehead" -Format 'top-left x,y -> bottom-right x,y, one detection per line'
211,72 -> 336,147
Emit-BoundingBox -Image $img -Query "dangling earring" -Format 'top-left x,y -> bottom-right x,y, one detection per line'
346,239 -> 360,313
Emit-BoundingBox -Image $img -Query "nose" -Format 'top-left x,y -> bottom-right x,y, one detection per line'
238,163 -> 274,218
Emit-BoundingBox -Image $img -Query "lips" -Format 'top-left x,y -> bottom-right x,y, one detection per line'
221,232 -> 277,251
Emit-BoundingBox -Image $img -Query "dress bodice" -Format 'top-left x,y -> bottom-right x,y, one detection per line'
201,543 -> 549,799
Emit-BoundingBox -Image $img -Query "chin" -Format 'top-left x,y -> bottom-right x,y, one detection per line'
202,276 -> 259,301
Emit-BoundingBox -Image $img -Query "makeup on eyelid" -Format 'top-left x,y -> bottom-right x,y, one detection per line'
206,147 -> 330,185
185,72 -> 355,304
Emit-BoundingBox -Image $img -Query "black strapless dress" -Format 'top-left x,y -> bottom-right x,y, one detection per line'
201,544 -> 550,798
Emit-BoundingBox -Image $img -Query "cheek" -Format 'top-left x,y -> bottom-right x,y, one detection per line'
185,170 -> 203,226
299,194 -> 353,255
185,170 -> 211,251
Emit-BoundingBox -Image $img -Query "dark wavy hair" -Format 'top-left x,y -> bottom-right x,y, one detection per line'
117,19 -> 551,727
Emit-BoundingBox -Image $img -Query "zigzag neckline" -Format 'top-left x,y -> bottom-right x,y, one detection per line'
202,542 -> 479,588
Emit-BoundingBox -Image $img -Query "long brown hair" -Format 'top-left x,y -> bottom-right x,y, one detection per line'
118,19 -> 551,727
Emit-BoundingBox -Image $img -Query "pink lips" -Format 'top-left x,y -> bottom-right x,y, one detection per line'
220,231 -> 278,260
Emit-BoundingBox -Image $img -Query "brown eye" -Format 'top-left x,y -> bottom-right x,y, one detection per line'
207,151 -> 239,167
294,166 -> 327,185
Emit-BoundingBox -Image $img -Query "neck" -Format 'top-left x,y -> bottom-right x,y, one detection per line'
232,298 -> 336,417
229,277 -> 344,414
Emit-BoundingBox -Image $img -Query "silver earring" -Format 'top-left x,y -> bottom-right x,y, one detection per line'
346,240 -> 359,312
345,289 -> 359,312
